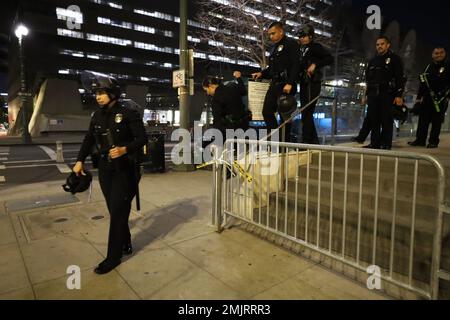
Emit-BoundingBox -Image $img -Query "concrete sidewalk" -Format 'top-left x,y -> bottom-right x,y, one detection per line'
0,170 -> 387,300
2,133 -> 449,300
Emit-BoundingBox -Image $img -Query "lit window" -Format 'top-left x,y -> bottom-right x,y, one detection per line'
56,8 -> 83,25
57,28 -> 84,39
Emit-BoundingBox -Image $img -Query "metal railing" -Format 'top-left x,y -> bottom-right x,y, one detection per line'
212,139 -> 448,299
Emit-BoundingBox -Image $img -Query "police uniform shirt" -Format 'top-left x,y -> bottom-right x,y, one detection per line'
78,101 -> 148,163
366,51 -> 405,98
211,77 -> 247,131
261,36 -> 301,86
299,42 -> 333,83
417,60 -> 450,104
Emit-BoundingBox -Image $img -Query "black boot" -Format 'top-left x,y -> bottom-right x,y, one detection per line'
123,243 -> 133,255
94,259 -> 121,275
408,140 -> 426,147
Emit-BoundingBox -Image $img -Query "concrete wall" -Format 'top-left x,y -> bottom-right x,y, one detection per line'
8,78 -> 91,136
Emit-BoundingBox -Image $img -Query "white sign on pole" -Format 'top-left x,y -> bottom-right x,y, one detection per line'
248,81 -> 270,121
173,70 -> 186,88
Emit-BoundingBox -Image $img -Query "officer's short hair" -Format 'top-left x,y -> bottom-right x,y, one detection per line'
377,36 -> 391,44
433,45 -> 446,51
268,21 -> 284,31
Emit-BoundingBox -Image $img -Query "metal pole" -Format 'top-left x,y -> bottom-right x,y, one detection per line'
331,94 -> 337,146
179,0 -> 189,132
18,36 -> 31,144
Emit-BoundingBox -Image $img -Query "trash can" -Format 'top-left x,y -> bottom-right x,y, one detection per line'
143,132 -> 165,173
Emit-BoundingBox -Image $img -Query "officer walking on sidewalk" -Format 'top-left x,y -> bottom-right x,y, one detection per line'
252,21 -> 300,142
363,36 -> 405,150
408,46 -> 450,149
74,72 -> 148,274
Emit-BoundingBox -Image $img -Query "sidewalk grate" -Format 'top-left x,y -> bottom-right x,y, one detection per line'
5,194 -> 79,213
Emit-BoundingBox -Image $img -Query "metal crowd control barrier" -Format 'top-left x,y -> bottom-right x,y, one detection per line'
212,139 -> 448,300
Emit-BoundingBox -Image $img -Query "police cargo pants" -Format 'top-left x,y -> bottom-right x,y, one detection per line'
367,94 -> 394,148
416,101 -> 446,146
300,81 -> 321,144
262,82 -> 296,142
98,160 -> 137,262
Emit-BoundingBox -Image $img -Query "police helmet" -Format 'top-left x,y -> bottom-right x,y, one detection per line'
298,25 -> 315,38
62,171 -> 93,194
392,104 -> 409,124
277,94 -> 298,121
81,71 -> 121,99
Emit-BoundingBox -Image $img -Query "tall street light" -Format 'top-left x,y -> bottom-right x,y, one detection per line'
15,24 -> 32,144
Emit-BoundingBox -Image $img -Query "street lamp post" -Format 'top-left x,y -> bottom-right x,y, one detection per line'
15,24 -> 32,144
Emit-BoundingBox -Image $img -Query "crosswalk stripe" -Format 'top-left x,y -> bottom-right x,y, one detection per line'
6,164 -> 56,169
38,145 -> 57,160
4,159 -> 54,164
0,165 -> 5,170
0,176 -> 5,183
56,163 -> 72,174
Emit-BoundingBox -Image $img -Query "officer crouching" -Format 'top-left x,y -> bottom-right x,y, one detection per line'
74,72 -> 148,274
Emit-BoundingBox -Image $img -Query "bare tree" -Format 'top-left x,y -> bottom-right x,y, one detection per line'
195,0 -> 333,69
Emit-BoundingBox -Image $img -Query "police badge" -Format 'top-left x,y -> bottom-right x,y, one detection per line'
277,45 -> 284,52
115,113 -> 123,124
386,58 -> 391,65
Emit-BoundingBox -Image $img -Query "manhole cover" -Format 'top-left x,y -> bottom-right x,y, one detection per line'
54,218 -> 69,223
91,215 -> 105,220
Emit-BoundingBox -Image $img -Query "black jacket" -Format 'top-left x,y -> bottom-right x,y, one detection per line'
366,50 -> 405,98
417,60 -> 450,105
261,36 -> 301,86
299,42 -> 333,83
78,101 -> 148,165
211,78 -> 249,131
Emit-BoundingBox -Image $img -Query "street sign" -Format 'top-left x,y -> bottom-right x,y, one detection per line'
173,70 -> 186,88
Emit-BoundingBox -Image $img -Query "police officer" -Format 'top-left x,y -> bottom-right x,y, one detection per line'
252,21 -> 300,142
408,46 -> 450,148
298,25 -> 333,144
202,71 -> 250,136
364,36 -> 405,150
74,72 -> 148,274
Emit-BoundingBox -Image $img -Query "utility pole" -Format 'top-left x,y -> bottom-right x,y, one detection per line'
174,0 -> 195,171
179,0 -> 189,132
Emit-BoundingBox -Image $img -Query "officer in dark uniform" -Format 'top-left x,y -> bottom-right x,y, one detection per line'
202,71 -> 250,136
252,21 -> 300,142
408,46 -> 450,148
74,72 -> 148,274
298,25 -> 333,144
364,36 -> 405,150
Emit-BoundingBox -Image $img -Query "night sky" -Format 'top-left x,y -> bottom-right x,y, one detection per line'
349,0 -> 450,49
